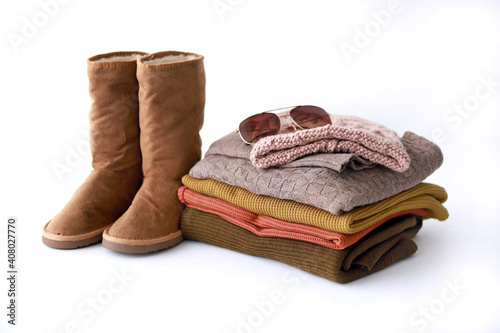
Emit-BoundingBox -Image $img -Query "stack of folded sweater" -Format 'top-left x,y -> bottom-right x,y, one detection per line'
178,115 -> 449,283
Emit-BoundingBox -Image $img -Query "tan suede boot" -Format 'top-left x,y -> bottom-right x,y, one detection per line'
102,51 -> 205,253
42,51 -> 148,249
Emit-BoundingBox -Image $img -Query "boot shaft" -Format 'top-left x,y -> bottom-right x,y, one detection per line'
86,51 -> 147,171
136,51 -> 205,179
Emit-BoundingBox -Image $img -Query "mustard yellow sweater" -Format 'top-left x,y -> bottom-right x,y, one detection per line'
182,175 -> 448,234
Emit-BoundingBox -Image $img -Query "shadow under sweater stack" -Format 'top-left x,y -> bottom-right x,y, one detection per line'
178,116 -> 448,283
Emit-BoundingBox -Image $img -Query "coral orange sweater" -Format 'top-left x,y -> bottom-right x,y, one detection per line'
178,186 -> 427,250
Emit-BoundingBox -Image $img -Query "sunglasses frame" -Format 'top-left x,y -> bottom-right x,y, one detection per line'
235,105 -> 330,144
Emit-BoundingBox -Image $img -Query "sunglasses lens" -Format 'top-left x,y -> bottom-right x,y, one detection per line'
239,113 -> 280,143
290,106 -> 331,129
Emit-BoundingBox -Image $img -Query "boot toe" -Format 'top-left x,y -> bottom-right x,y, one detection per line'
102,226 -> 183,254
42,220 -> 111,249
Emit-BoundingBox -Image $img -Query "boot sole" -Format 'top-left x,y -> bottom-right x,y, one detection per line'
42,222 -> 113,249
101,229 -> 183,254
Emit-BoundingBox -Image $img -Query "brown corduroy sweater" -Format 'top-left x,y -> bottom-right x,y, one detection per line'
180,207 -> 423,284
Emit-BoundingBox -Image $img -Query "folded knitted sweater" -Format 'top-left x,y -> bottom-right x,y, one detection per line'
189,132 -> 443,214
182,175 -> 448,234
208,130 -> 376,172
250,115 -> 410,171
178,186 -> 427,250
180,207 -> 422,284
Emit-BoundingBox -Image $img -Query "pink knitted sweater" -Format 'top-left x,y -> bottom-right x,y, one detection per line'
250,115 -> 411,172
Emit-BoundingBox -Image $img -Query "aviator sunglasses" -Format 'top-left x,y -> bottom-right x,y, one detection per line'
236,105 -> 332,144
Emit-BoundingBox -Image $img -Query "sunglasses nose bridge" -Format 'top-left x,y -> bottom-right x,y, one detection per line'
277,114 -> 298,131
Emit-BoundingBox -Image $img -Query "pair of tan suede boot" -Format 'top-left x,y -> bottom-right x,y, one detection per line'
42,51 -> 205,253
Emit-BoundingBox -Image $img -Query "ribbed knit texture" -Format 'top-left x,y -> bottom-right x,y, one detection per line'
207,131 -> 376,172
180,207 -> 422,284
189,131 -> 443,215
178,186 -> 427,250
250,115 -> 410,171
182,175 -> 448,234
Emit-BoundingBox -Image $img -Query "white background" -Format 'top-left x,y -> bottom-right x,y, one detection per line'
1,0 -> 500,332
